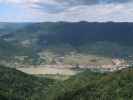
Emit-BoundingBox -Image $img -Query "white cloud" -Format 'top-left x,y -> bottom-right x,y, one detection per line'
40,3 -> 133,22
0,0 -> 133,22
0,0 -> 58,5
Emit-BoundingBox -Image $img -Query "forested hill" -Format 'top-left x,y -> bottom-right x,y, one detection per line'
1,22 -> 133,46
0,65 -> 54,100
1,65 -> 133,100
46,67 -> 133,100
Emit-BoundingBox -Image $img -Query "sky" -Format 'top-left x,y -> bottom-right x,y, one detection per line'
0,0 -> 133,22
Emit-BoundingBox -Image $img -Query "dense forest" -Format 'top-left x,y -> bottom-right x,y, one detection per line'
1,65 -> 133,100
0,65 -> 54,100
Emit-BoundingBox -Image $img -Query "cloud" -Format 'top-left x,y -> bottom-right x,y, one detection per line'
0,0 -> 133,22
0,0 -> 132,13
40,2 -> 133,22
32,0 -> 66,13
53,0 -> 133,6
32,0 -> 133,13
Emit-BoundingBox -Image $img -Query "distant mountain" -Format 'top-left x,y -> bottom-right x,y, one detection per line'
0,22 -> 29,29
0,22 -> 133,65
1,22 -> 133,46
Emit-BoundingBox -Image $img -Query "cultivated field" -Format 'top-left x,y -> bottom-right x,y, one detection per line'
17,67 -> 80,75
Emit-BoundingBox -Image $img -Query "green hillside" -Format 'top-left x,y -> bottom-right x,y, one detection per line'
0,65 -> 54,100
46,68 -> 133,100
1,65 -> 133,100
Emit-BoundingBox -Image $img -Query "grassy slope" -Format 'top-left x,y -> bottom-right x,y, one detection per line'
46,68 -> 133,100
0,65 -> 54,100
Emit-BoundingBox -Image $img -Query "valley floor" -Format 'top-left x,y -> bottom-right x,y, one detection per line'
17,67 -> 79,75
17,58 -> 130,76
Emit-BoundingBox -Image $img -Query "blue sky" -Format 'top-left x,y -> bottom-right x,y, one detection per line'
0,0 -> 133,22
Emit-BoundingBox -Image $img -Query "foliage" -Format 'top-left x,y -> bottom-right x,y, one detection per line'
46,68 -> 133,100
0,65 -> 55,100
1,65 -> 133,100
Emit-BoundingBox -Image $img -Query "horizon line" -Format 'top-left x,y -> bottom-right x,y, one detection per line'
0,21 -> 133,23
